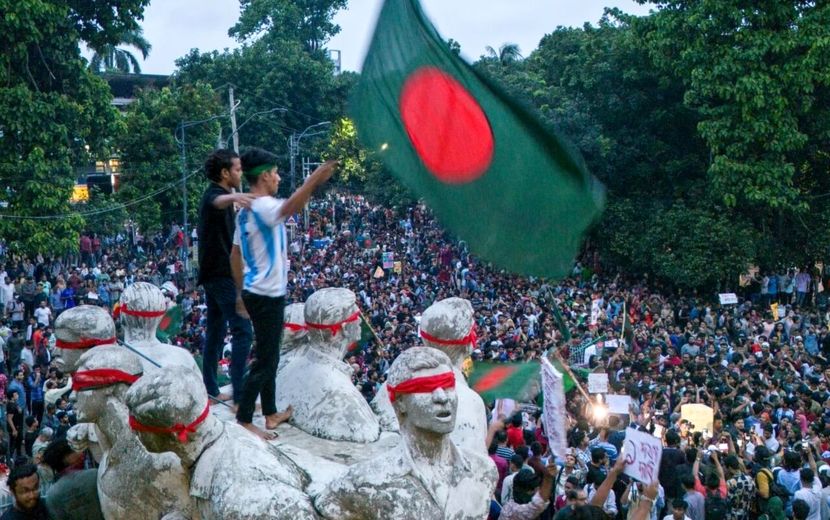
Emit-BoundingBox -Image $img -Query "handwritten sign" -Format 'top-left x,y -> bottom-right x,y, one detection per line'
681,404 -> 714,434
588,373 -> 609,394
606,394 -> 632,415
590,298 -> 602,325
540,358 -> 568,458
622,427 -> 663,484
718,293 -> 739,305
382,252 -> 394,269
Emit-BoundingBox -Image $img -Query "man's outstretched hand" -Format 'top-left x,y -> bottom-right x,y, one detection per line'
308,160 -> 339,184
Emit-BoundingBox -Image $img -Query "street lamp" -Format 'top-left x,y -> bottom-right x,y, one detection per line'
224,107 -> 288,152
289,121 -> 331,191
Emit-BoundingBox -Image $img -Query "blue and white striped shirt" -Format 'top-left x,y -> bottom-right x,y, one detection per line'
232,197 -> 288,297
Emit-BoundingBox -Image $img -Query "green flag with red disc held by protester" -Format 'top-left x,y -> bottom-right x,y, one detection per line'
467,359 -> 585,403
351,0 -> 604,278
156,305 -> 182,343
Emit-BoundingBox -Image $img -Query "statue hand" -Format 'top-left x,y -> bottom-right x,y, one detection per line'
66,424 -> 90,452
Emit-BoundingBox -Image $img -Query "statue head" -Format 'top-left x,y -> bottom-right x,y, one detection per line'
125,366 -> 211,458
70,345 -> 143,423
118,282 -> 167,336
304,288 -> 361,354
420,297 -> 476,366
386,347 -> 458,435
282,303 -> 307,356
55,305 -> 117,373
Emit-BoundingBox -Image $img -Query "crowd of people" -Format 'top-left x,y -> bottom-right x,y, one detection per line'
0,178 -> 828,518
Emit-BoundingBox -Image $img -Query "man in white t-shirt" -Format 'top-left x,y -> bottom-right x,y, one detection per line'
230,147 -> 337,440
33,301 -> 51,327
793,468 -> 822,520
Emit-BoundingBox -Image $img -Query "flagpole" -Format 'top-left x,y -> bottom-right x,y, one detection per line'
118,340 -> 232,409
359,310 -> 385,349
550,349 -> 592,402
621,301 -> 627,348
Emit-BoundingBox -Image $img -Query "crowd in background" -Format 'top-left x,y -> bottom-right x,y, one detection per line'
0,194 -> 829,518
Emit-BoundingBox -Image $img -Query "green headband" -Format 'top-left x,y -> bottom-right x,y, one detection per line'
245,163 -> 276,177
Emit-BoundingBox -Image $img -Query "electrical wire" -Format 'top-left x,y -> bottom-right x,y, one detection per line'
0,168 -> 202,220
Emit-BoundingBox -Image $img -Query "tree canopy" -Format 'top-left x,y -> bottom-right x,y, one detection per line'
0,0 -> 149,255
466,5 -> 830,289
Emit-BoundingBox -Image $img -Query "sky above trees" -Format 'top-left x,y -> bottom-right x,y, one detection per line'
124,0 -> 653,73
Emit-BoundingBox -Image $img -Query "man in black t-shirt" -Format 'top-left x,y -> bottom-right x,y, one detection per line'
197,149 -> 255,404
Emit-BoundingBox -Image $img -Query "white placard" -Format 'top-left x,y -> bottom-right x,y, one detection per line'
606,394 -> 632,415
540,358 -> 568,458
602,339 -> 619,350
491,399 -> 516,423
718,293 -> 739,305
680,404 -> 714,434
652,424 -> 665,440
590,298 -> 602,325
622,427 -> 663,484
588,373 -> 609,394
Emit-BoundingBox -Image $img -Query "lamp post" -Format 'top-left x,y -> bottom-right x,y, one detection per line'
288,121 -> 331,192
224,107 -> 288,151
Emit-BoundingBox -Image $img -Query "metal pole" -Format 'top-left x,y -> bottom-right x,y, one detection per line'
179,126 -> 189,276
289,134 -> 297,192
229,87 -> 239,153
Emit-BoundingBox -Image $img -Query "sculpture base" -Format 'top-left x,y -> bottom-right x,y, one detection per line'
210,396 -> 401,496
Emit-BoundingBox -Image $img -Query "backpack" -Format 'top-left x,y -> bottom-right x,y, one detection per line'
705,490 -> 728,520
760,468 -> 791,500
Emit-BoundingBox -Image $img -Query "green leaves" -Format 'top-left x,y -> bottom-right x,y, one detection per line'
231,0 -> 347,51
0,0 -> 140,255
115,83 -> 223,232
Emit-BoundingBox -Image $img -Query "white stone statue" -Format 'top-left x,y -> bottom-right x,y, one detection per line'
71,345 -> 192,519
277,303 -> 308,378
118,282 -> 198,373
126,366 -> 318,520
372,297 -> 487,453
275,288 -> 380,443
314,347 -> 497,520
55,305 -> 116,373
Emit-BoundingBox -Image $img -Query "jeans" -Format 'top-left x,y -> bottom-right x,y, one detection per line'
202,278 -> 252,401
236,291 -> 284,424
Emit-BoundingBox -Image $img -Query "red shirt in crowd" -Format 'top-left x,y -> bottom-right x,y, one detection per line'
507,425 -> 525,449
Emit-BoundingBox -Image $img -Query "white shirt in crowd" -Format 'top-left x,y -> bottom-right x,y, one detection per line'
34,306 -> 51,326
233,197 -> 288,298
793,477 -> 823,520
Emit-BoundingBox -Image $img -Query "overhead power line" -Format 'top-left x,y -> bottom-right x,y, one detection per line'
0,168 -> 201,220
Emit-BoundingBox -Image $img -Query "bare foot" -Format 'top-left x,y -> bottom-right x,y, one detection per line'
265,405 -> 293,430
237,421 -> 276,441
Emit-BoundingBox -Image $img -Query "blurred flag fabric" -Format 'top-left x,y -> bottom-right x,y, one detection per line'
468,359 -> 584,403
156,305 -> 182,343
351,0 -> 604,278
467,362 -> 541,403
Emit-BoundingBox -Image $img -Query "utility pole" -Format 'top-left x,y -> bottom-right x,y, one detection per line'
289,121 -> 331,192
288,133 -> 297,193
229,87 -> 239,153
179,126 -> 189,276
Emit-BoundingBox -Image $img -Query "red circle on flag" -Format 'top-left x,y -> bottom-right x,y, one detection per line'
399,67 -> 494,184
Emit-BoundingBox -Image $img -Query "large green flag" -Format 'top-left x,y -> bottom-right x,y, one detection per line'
351,0 -> 604,278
